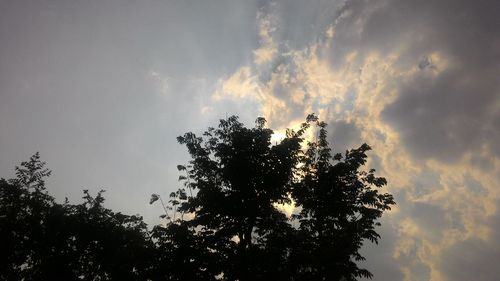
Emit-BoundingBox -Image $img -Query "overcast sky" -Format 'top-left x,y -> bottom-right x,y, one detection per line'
1,1 -> 499,280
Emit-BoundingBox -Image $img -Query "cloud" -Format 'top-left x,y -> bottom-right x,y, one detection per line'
212,1 -> 500,280
441,205 -> 500,281
253,12 -> 277,65
214,67 -> 259,100
352,0 -> 500,163
2,0 -> 499,280
327,120 -> 362,153
441,238 -> 500,281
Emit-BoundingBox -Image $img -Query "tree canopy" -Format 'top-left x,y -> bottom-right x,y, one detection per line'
153,114 -> 395,280
0,114 -> 394,281
0,153 -> 153,280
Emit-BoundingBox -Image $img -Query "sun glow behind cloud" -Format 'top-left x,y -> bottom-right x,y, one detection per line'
1,1 -> 499,280
209,1 -> 500,280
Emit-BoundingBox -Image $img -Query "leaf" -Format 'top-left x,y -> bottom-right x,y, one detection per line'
150,194 -> 159,205
179,191 -> 187,200
177,165 -> 186,171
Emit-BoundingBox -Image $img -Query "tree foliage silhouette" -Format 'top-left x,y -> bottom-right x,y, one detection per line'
1,114 -> 394,281
291,120 -> 394,280
154,114 -> 395,281
0,153 -> 153,280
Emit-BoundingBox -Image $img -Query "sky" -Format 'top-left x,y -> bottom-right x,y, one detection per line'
1,0 -> 499,280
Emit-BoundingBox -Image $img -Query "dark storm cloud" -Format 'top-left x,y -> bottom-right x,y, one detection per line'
408,169 -> 442,198
442,238 -> 500,281
409,202 -> 447,241
441,206 -> 500,281
383,67 -> 500,162
359,221 -> 404,281
324,0 -> 500,162
215,1 -> 500,280
327,120 -> 362,153
270,0 -> 344,50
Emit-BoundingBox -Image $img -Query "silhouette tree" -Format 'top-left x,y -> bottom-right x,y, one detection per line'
152,116 -> 308,280
0,153 -> 154,280
0,153 -> 54,280
1,114 -> 394,281
291,119 -> 395,280
155,114 -> 395,281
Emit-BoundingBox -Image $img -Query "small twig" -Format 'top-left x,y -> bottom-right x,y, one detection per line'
158,196 -> 170,220
185,169 -> 193,198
